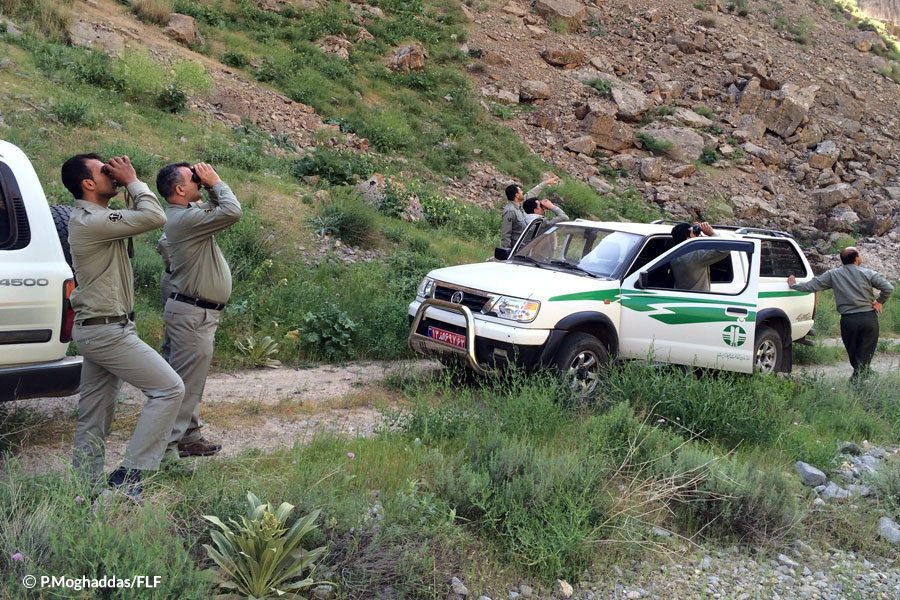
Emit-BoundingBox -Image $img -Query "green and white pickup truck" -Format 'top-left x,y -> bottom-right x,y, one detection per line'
408,219 -> 817,392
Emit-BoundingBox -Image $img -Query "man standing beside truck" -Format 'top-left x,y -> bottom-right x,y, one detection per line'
499,174 -> 559,249
62,153 -> 184,498
157,162 -> 242,462
789,247 -> 893,382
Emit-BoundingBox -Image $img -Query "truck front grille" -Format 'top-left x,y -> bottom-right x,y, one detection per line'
433,285 -> 492,313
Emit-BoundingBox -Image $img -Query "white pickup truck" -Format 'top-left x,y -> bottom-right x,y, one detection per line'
0,140 -> 81,401
408,219 -> 817,393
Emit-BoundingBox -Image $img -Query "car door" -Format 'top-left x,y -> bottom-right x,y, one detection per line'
508,218 -> 544,257
618,238 -> 760,373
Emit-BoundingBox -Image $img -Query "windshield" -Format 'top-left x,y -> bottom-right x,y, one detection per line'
515,225 -> 642,278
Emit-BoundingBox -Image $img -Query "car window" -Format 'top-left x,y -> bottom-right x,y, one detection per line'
760,240 -> 808,278
517,225 -> 642,278
643,244 -> 750,296
0,162 -> 30,251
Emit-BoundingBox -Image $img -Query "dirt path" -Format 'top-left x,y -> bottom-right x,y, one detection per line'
5,360 -> 439,477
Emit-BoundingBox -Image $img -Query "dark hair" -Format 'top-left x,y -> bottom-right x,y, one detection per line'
505,184 -> 521,202
522,198 -> 538,214
156,162 -> 190,200
61,153 -> 103,199
840,248 -> 859,265
671,222 -> 692,244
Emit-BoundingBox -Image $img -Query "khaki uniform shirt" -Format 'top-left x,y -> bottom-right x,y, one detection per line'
499,181 -> 549,248
791,263 -> 893,315
156,233 -> 171,270
165,182 -> 242,305
69,182 -> 166,321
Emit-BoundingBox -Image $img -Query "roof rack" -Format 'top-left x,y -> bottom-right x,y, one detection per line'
649,220 -> 793,239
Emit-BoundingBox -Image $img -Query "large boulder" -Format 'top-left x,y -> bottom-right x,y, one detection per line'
610,83 -> 653,122
541,48 -> 585,67
519,80 -> 552,101
639,157 -> 662,182
563,135 -> 597,155
737,78 -> 764,114
386,45 -> 427,72
732,114 -> 766,143
673,107 -> 713,128
794,461 -> 827,486
731,195 -> 778,219
812,182 -> 861,209
740,141 -> 779,166
534,0 -> 586,32
809,140 -> 840,170
640,126 -> 705,161
854,31 -> 888,54
758,84 -> 819,138
583,114 -> 634,151
317,35 -> 353,60
68,21 -> 125,56
163,14 -> 204,47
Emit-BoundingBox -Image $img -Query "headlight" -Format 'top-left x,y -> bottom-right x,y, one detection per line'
492,296 -> 540,322
417,277 -> 435,299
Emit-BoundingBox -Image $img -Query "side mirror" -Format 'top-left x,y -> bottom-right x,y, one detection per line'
636,271 -> 648,289
494,247 -> 510,261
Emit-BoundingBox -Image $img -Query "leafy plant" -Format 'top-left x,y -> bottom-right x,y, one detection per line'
236,336 -> 282,368
291,148 -> 374,185
695,105 -> 716,119
586,77 -> 613,97
156,84 -> 188,113
292,304 -> 358,359
130,0 -> 172,25
309,191 -> 377,246
635,132 -> 673,156
54,97 -> 94,126
699,145 -> 719,165
203,492 -> 328,600
222,51 -> 250,68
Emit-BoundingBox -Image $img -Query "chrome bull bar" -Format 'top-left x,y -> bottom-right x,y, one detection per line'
407,298 -> 493,376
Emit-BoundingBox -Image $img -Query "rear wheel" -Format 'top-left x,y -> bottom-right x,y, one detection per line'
49,204 -> 73,268
554,332 -> 609,396
753,326 -> 783,374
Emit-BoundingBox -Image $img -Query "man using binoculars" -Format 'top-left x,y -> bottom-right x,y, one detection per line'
62,153 -> 184,498
156,162 -> 242,466
670,221 -> 729,292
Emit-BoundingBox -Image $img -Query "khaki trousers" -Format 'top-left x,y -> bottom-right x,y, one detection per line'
159,271 -> 175,361
163,298 -> 219,451
72,321 -> 184,487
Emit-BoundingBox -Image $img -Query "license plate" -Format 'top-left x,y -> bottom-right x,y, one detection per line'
428,326 -> 466,349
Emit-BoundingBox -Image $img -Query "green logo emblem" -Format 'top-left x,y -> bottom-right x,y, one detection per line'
722,325 -> 747,347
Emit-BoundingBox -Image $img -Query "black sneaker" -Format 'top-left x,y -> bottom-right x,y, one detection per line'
106,466 -> 143,500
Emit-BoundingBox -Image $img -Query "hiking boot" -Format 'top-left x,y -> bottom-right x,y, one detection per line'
177,437 -> 222,457
106,466 -> 142,500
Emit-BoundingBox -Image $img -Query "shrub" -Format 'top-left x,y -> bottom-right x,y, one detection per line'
0,0 -> 72,40
173,61 -> 212,95
600,364 -> 791,448
222,51 -> 249,68
291,148 -> 375,185
879,63 -> 900,85
695,105 -> 716,119
871,461 -> 900,521
112,48 -> 168,98
156,84 -> 188,113
586,77 -> 613,97
130,0 -> 172,25
635,132 -> 673,156
699,145 -> 719,165
671,447 -> 799,541
291,303 -> 358,360
54,97 -> 94,126
312,189 -> 377,246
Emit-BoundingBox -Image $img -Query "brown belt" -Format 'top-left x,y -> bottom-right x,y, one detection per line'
77,313 -> 134,326
170,293 -> 226,311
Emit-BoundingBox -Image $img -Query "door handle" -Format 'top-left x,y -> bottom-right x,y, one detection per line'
725,307 -> 748,315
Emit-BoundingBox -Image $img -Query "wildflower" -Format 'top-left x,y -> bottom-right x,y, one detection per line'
347,452 -> 355,459
74,496 -> 85,503
865,379 -> 870,383
831,387 -> 836,391
793,422 -> 799,426
11,553 -> 23,563
675,417 -> 680,421
291,461 -> 297,465
657,418 -> 665,423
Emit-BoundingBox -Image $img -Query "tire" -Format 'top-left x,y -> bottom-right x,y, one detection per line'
753,326 -> 783,375
554,332 -> 609,397
49,204 -> 73,268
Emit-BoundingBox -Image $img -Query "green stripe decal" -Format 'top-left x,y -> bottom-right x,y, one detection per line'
549,289 -> 621,303
759,291 -> 811,298
620,290 -> 756,325
649,306 -> 756,325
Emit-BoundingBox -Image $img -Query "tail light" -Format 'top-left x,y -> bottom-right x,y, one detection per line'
812,292 -> 818,321
60,278 -> 75,342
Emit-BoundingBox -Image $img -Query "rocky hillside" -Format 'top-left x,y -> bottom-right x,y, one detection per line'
860,0 -> 900,25
461,0 -> 900,278
3,0 -> 899,280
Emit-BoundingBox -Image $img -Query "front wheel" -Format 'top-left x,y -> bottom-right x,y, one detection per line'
554,332 -> 609,396
753,326 -> 783,374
